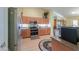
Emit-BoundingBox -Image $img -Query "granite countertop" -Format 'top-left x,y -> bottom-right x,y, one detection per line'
20,26 -> 50,30
19,24 -> 50,30
50,36 -> 78,51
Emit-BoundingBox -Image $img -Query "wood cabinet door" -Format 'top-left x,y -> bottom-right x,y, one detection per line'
38,29 -> 44,36
21,30 -> 26,38
26,29 -> 30,38
21,29 -> 30,38
22,16 -> 30,24
38,29 -> 41,36
22,16 -> 49,24
43,19 -> 49,24
38,28 -> 50,36
37,18 -> 43,24
47,28 -> 50,35
44,29 -> 47,35
43,28 -> 50,35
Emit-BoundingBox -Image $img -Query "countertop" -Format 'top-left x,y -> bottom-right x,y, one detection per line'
19,24 -> 50,30
20,27 -> 50,30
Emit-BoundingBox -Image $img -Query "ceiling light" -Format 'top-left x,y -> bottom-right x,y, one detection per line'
72,12 -> 76,14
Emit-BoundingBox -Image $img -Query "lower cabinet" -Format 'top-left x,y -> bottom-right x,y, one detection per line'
21,28 -> 50,38
21,29 -> 30,38
38,28 -> 50,36
38,29 -> 44,36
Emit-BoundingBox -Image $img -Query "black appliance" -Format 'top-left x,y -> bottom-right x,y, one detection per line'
61,27 -> 79,45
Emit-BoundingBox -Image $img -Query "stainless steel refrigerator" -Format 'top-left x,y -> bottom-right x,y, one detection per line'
8,8 -> 21,51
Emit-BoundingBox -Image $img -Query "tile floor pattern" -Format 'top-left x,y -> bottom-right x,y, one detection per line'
17,35 -> 51,51
17,35 -> 78,51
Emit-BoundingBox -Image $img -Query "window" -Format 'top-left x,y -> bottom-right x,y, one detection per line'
72,20 -> 78,27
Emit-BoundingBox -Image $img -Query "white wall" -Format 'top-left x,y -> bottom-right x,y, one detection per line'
65,16 -> 79,27
0,8 -> 8,51
53,11 -> 65,20
22,8 -> 44,17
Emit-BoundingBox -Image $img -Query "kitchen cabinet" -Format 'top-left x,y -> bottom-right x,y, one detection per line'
37,18 -> 43,24
38,18 -> 49,24
22,16 -> 30,24
46,28 -> 50,35
38,28 -> 50,36
21,29 -> 30,38
21,28 -> 50,38
43,18 -> 49,24
38,29 -> 44,36
22,16 -> 49,24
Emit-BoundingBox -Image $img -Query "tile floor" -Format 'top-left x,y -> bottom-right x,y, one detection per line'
17,35 -> 78,51
17,35 -> 51,51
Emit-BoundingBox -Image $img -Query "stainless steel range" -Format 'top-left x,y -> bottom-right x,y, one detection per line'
29,21 -> 39,39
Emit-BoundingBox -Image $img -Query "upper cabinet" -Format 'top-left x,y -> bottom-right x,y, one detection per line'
22,16 -> 49,24
22,16 -> 30,23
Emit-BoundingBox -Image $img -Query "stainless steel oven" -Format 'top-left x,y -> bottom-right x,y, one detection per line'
29,21 -> 39,39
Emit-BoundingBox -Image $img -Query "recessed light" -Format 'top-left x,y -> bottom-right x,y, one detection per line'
72,12 -> 76,14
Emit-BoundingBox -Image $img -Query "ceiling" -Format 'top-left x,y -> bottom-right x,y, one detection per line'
51,7 -> 79,17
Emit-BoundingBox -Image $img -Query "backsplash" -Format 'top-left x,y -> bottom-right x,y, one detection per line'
19,24 -> 50,29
